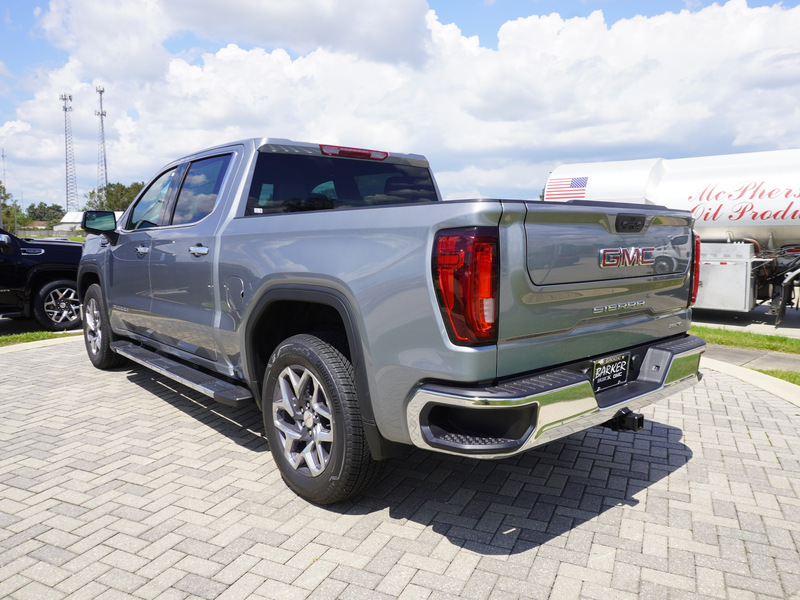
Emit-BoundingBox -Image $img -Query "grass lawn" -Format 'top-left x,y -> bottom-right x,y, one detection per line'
690,325 -> 800,387
690,325 -> 800,355
755,370 -> 800,386
0,331 -> 82,347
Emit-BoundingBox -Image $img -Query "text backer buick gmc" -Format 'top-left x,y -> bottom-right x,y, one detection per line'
79,138 -> 705,504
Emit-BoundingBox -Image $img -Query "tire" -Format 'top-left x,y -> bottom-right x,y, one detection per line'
83,284 -> 124,370
33,279 -> 82,331
262,334 -> 383,504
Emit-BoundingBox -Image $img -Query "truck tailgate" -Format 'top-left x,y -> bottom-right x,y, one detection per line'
497,200 -> 695,378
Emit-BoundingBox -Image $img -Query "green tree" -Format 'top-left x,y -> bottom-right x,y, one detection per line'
0,179 -> 8,230
84,181 -> 145,212
1,198 -> 31,234
25,201 -> 66,223
0,180 -> 27,233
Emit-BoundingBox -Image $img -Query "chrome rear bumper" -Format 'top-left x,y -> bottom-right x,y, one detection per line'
406,335 -> 705,458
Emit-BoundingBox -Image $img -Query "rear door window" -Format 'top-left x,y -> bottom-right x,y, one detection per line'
170,154 -> 232,226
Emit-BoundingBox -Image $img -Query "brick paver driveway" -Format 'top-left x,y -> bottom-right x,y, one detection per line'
1,338 -> 799,599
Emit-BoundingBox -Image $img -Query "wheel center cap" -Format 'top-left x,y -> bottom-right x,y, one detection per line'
303,411 -> 314,429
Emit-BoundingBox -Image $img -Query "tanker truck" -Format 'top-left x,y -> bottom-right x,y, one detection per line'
543,149 -> 800,326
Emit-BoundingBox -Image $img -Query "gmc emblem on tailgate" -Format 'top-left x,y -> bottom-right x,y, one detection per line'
599,247 -> 655,268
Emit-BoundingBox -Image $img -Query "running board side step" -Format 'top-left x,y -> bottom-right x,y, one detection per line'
111,341 -> 253,408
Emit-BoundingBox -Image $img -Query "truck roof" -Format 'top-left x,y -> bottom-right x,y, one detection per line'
172,137 -> 430,168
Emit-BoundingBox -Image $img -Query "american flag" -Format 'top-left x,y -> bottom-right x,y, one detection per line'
545,176 -> 588,200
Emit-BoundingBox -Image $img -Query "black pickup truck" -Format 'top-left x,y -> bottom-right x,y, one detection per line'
0,228 -> 83,330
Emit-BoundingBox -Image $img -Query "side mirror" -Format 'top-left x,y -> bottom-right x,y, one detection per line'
0,233 -> 12,255
82,211 -> 118,244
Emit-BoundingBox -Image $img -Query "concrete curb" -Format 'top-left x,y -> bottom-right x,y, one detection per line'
701,356 -> 800,409
0,334 -> 82,355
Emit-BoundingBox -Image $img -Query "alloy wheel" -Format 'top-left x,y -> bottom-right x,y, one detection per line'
43,286 -> 80,326
272,365 -> 334,477
84,297 -> 102,355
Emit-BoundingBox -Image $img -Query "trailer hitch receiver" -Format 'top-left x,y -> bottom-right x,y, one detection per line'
603,407 -> 645,432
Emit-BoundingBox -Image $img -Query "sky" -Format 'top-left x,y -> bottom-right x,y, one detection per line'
1,0 -> 800,209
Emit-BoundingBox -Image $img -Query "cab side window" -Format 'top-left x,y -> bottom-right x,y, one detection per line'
127,168 -> 179,230
171,154 -> 232,226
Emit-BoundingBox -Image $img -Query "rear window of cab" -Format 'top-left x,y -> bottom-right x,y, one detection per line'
246,153 -> 438,215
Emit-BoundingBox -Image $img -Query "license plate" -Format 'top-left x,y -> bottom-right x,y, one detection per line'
592,352 -> 630,393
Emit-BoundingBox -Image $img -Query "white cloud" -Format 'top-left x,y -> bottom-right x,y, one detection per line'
0,120 -> 31,137
2,0 -> 800,208
38,0 -> 174,81
165,0 -> 433,65
37,0 -> 431,73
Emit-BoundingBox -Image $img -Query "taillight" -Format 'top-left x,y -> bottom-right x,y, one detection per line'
433,228 -> 499,345
690,232 -> 701,306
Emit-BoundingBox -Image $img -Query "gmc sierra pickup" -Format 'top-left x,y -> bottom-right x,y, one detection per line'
0,228 -> 82,330
79,138 -> 705,504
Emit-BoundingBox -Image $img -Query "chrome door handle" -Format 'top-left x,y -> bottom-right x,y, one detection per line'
189,245 -> 209,256
135,246 -> 150,255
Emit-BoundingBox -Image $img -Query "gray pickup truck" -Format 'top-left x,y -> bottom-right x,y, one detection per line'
79,138 -> 705,504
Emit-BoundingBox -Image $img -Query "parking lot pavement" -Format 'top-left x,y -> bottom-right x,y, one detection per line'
1,338 -> 800,600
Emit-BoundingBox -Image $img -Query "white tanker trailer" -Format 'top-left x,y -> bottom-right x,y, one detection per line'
544,149 -> 800,325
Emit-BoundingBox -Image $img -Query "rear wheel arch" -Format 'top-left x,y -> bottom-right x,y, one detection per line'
244,287 -> 365,406
243,286 -> 399,460
27,267 -> 79,303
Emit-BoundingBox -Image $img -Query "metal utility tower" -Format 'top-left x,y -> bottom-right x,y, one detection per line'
60,93 -> 79,212
96,86 -> 108,205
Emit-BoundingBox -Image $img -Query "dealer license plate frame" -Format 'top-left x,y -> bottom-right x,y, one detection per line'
592,352 -> 631,393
